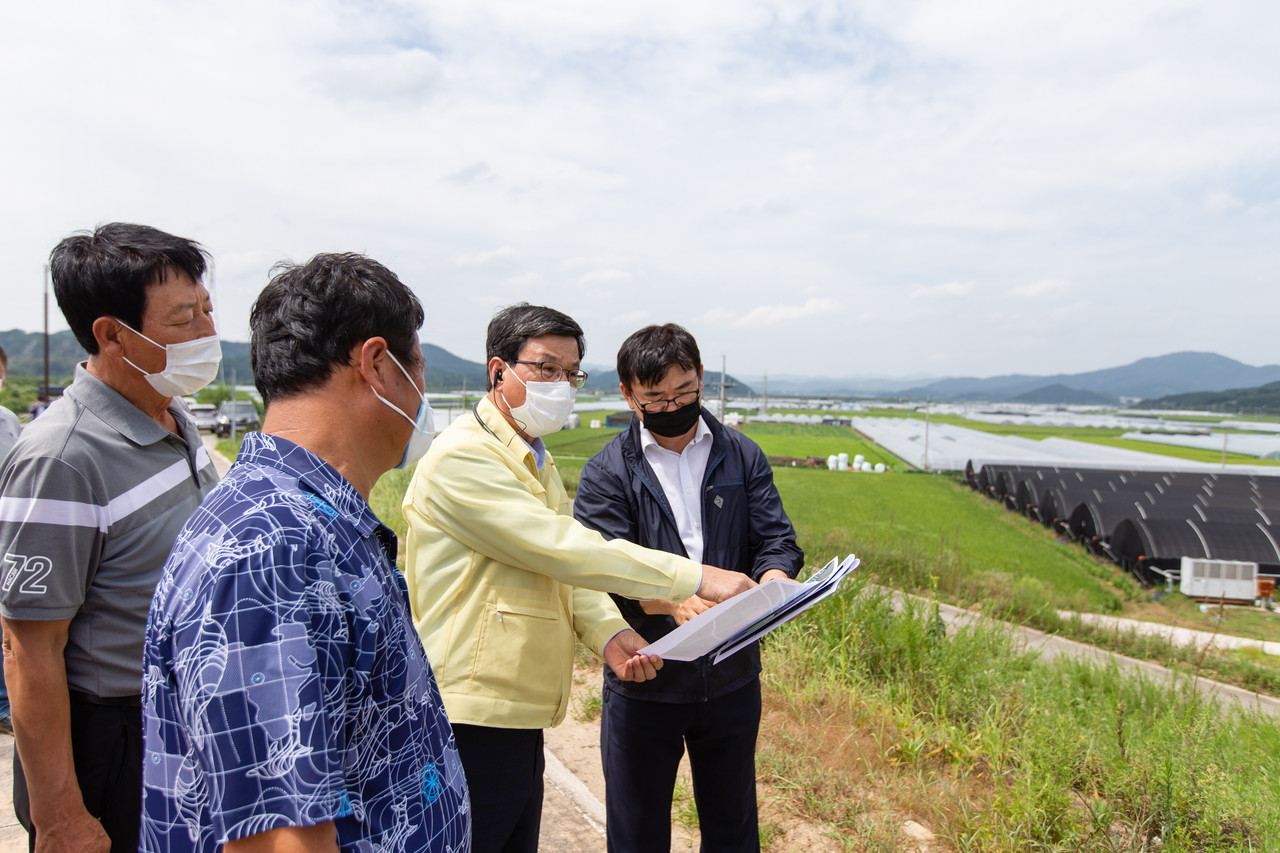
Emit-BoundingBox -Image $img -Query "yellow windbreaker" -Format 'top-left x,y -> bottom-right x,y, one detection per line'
402,396 -> 702,729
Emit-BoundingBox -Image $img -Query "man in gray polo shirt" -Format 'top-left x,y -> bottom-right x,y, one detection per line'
0,223 -> 220,853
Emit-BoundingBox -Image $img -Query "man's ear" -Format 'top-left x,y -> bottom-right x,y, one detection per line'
355,338 -> 392,393
620,382 -> 638,411
487,356 -> 505,389
92,316 -> 127,358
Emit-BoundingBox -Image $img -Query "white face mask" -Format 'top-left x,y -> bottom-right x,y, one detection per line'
371,352 -> 435,470
118,321 -> 222,398
502,364 -> 577,438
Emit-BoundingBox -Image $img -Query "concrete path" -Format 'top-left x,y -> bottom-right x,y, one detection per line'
1058,609 -> 1280,657
933,597 -> 1280,717
0,739 -> 21,853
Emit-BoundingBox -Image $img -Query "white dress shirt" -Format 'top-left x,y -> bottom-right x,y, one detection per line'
639,415 -> 713,564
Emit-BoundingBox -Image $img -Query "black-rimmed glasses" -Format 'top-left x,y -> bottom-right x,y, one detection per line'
636,390 -> 700,414
513,360 -> 589,389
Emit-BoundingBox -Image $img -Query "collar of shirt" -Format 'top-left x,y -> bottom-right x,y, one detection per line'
638,412 -> 713,460
235,431 -> 389,542
638,414 -> 713,563
521,435 -> 547,470
65,363 -> 197,448
475,395 -> 548,473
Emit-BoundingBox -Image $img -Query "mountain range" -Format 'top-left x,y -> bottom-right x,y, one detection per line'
0,330 -> 755,395
769,351 -> 1280,404
1,329 -> 1272,405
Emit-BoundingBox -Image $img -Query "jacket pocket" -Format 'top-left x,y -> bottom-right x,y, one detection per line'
470,586 -> 569,707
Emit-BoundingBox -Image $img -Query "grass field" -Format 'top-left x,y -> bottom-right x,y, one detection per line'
772,467 -> 1130,615
220,425 -> 1280,849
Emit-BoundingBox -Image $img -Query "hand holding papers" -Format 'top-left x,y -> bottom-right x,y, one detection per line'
639,555 -> 860,664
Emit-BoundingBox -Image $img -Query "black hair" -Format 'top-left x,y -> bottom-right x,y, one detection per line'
249,252 -> 424,407
485,303 -> 585,390
48,223 -> 209,354
616,323 -> 702,390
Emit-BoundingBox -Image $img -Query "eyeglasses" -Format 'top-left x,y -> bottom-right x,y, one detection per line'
636,389 -> 700,414
513,360 -> 589,389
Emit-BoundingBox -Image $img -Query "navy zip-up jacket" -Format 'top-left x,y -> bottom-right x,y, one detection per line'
574,409 -> 804,702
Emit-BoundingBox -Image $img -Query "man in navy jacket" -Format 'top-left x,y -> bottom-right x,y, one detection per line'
574,323 -> 804,853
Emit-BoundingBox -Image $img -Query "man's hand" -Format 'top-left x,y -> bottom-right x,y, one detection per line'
3,617 -> 107,853
760,569 -> 795,584
695,565 -> 756,603
603,629 -> 663,682
671,595 -> 715,626
34,810 -> 110,853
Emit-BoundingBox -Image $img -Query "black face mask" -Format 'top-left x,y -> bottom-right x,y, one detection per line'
641,397 -> 701,437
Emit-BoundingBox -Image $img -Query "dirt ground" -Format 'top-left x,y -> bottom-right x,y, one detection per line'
542,662 -> 929,853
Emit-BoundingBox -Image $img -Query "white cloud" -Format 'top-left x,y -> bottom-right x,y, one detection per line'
578,269 -> 632,286
2,0 -> 1279,377
1204,192 -> 1245,215
704,298 -> 838,329
911,282 -> 975,300
504,272 -> 543,287
1008,279 -> 1070,299
455,247 -> 515,267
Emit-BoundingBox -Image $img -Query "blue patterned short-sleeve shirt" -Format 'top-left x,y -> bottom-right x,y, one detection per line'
142,432 -> 470,853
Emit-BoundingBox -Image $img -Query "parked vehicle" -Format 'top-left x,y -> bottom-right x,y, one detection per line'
214,400 -> 260,437
188,402 -> 219,433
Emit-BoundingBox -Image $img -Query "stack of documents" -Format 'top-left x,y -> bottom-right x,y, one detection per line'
639,554 -> 860,664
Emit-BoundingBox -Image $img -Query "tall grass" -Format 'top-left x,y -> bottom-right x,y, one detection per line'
760,582 -> 1280,851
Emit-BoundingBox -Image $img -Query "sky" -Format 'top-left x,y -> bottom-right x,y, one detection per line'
2,0 -> 1277,381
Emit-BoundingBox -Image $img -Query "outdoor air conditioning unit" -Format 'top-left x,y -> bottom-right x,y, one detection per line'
1179,557 -> 1258,601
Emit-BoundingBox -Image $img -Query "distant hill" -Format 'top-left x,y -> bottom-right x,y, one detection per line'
1140,380 -> 1280,415
1,332 -> 1259,403
1010,384 -> 1118,405
0,329 -> 754,395
899,352 -> 1280,402
0,329 -> 89,382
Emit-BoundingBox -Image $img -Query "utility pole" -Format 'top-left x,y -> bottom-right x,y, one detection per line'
230,368 -> 237,446
762,370 -> 768,416
923,396 -> 931,473
43,264 -> 50,398
718,355 -> 735,422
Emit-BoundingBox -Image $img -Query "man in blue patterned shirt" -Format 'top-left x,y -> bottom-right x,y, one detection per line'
142,253 -> 469,853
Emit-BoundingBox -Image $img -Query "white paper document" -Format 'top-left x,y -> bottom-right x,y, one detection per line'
638,554 -> 860,664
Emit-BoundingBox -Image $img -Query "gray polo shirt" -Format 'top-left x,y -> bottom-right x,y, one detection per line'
0,365 -> 218,697
0,406 -> 19,463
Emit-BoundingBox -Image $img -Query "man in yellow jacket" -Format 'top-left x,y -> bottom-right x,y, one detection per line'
403,303 -> 755,853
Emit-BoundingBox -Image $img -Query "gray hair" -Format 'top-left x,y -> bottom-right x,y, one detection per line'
485,303 -> 584,390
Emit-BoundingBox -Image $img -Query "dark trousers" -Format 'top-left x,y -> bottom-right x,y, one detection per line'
601,678 -> 762,853
13,698 -> 142,853
451,723 -> 544,853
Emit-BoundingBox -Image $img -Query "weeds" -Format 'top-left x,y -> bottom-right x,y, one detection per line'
760,583 -> 1280,851
572,685 -> 603,723
672,776 -> 700,842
